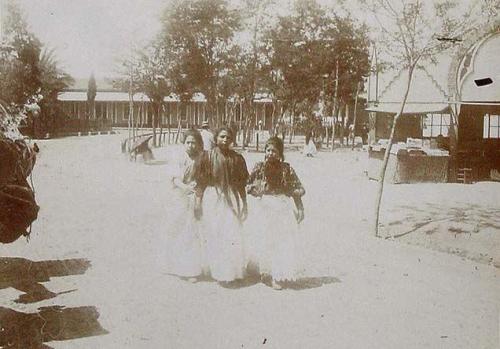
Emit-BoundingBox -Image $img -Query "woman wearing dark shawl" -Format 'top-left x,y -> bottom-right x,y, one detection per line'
246,136 -> 305,289
203,126 -> 249,282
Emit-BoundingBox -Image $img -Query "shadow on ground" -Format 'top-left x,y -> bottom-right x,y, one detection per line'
176,267 -> 341,291
0,305 -> 108,349
0,257 -> 90,303
0,257 -> 108,348
381,203 -> 500,267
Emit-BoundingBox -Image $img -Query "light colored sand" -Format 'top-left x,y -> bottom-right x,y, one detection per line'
1,134 -> 499,349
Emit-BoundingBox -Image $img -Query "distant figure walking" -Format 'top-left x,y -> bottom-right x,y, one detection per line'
348,123 -> 355,147
304,130 -> 317,157
246,136 -> 305,289
199,120 -> 214,151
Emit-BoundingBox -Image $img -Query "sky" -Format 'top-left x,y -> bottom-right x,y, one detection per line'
9,0 -> 478,81
13,0 -> 357,80
16,0 -> 167,79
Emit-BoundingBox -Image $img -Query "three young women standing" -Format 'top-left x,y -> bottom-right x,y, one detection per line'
168,129 -> 305,288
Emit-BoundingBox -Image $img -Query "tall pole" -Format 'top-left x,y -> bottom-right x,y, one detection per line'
331,60 -> 339,151
352,81 -> 360,150
0,0 -> 3,42
374,43 -> 379,102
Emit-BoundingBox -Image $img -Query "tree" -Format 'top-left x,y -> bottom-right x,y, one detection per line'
37,48 -> 74,137
160,0 -> 241,127
115,42 -> 173,146
214,0 -> 278,147
87,73 -> 97,128
264,0 -> 370,138
0,1 -> 41,108
361,0 -> 490,237
0,1 -> 73,138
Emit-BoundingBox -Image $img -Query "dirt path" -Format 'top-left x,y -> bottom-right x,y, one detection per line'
1,135 -> 498,349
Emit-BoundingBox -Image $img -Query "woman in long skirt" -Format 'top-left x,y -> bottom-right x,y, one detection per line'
304,130 -> 317,157
246,136 -> 305,289
167,129 -> 208,279
203,126 -> 249,282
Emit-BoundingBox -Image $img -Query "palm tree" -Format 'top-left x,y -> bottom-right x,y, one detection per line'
37,48 -> 74,137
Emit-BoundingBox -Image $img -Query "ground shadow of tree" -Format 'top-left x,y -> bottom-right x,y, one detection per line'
0,257 -> 108,348
0,257 -> 91,304
218,275 -> 341,290
385,203 -> 500,239
0,305 -> 108,349
177,267 -> 341,290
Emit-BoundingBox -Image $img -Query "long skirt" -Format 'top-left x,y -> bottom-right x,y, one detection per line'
166,190 -> 207,278
202,187 -> 246,281
304,141 -> 317,156
245,195 -> 302,282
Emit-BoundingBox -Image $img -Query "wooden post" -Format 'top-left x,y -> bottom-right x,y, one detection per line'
331,60 -> 339,151
352,82 -> 360,150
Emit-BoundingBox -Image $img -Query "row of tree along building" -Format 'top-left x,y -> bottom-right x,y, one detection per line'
56,78 -> 278,133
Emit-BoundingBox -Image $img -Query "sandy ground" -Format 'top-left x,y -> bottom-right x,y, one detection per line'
1,133 -> 499,349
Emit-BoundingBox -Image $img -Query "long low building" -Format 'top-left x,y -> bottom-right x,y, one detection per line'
57,80 -> 277,131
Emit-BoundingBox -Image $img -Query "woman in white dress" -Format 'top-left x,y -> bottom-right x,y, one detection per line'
246,136 -> 305,289
203,127 -> 249,282
304,130 -> 317,157
167,129 -> 208,279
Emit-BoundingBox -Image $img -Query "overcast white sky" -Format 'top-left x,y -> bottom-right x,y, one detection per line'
12,0 -> 475,81
17,0 -> 167,79
14,0 -> 359,80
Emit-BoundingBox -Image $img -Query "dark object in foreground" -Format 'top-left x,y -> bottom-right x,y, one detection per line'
0,137 -> 39,243
0,305 -> 108,348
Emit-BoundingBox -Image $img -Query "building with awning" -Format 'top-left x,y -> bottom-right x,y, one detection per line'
366,52 -> 453,144
365,23 -> 500,183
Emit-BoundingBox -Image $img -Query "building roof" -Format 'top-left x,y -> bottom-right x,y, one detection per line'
58,91 -> 207,103
58,91 -> 149,102
457,32 -> 500,102
365,44 -> 458,114
59,90 -> 274,103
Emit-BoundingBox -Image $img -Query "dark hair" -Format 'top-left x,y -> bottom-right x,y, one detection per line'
213,126 -> 234,144
182,128 -> 203,147
265,136 -> 284,160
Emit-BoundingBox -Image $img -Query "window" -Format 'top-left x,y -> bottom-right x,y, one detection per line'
423,113 -> 451,137
483,114 -> 500,139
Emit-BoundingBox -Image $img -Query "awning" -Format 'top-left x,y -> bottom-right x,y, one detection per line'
365,103 -> 450,114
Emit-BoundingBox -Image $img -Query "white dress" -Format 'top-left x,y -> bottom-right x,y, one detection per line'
203,187 -> 246,281
246,195 -> 302,282
304,140 -> 317,156
166,151 -> 207,277
201,148 -> 248,282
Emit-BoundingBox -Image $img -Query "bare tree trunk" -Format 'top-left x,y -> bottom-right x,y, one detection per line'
128,91 -> 134,150
331,60 -> 339,151
159,104 -> 164,147
352,82 -> 360,150
374,64 -> 417,237
168,110 -> 171,144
